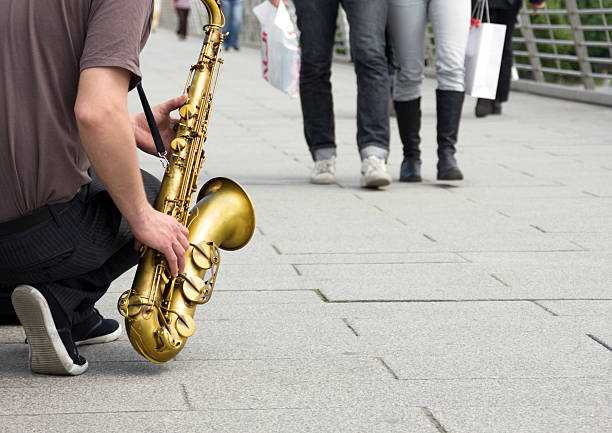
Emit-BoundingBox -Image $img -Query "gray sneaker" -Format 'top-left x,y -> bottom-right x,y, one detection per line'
310,157 -> 336,184
360,155 -> 391,188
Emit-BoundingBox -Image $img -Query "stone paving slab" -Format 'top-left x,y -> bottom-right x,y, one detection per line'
1,407 -> 439,433
432,407 -> 612,433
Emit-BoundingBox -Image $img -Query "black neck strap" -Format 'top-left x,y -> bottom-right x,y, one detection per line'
136,83 -> 167,157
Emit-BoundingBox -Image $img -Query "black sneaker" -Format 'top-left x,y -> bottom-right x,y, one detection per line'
72,308 -> 121,346
11,285 -> 88,376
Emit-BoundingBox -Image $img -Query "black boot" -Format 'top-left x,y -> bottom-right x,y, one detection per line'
436,89 -> 464,181
475,98 -> 502,118
394,98 -> 422,182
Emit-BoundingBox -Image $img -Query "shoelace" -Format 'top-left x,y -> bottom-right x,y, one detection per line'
315,159 -> 334,173
363,156 -> 385,174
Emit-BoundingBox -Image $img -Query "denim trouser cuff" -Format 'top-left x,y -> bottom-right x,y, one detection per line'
313,147 -> 337,161
360,145 -> 388,161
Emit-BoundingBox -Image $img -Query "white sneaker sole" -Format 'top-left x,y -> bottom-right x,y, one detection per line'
12,285 -> 88,376
360,174 -> 391,188
310,174 -> 336,185
76,323 -> 122,346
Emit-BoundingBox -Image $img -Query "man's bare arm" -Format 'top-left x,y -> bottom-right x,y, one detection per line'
75,67 -> 189,276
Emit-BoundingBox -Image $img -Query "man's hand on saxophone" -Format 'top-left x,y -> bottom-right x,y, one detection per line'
132,93 -> 188,155
129,205 -> 190,277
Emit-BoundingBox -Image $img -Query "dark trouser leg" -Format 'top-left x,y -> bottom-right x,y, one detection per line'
491,7 -> 518,104
0,170 -> 160,327
343,0 -> 390,158
436,89 -> 464,181
394,98 -> 422,182
177,9 -> 189,38
294,0 -> 339,160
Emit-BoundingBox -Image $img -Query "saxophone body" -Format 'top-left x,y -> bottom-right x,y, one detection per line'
118,0 -> 255,364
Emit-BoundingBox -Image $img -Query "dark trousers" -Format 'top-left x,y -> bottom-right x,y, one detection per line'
176,8 -> 190,38
490,7 -> 519,103
0,170 -> 160,326
293,0 -> 390,159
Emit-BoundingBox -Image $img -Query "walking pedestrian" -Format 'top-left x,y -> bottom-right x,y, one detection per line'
388,0 -> 471,182
222,0 -> 243,51
474,0 -> 547,118
174,0 -> 192,40
293,0 -> 392,188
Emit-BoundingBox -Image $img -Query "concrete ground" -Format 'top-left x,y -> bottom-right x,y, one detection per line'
1,28 -> 612,433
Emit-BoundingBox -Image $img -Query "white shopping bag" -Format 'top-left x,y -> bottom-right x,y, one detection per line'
253,1 -> 300,98
464,0 -> 506,99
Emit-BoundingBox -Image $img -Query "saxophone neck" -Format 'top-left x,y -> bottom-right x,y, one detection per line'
200,0 -> 225,28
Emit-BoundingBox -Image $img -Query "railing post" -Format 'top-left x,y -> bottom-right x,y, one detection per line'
565,0 -> 595,90
518,7 -> 545,82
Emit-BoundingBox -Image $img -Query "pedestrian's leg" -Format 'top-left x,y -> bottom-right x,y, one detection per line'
232,0 -> 243,50
343,0 -> 391,187
494,7 -> 518,106
388,0 -> 427,181
430,0 -> 470,181
293,0 -> 339,161
342,0 -> 390,158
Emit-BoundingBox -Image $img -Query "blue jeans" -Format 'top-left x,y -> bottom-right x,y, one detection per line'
294,0 -> 390,160
222,0 -> 243,50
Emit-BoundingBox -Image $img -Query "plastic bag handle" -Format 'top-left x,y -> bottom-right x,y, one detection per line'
471,0 -> 490,27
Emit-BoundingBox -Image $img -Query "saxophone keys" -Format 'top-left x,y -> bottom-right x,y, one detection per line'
175,314 -> 196,338
179,103 -> 196,119
171,137 -> 187,151
182,275 -> 207,303
117,290 -> 131,318
191,242 -> 213,269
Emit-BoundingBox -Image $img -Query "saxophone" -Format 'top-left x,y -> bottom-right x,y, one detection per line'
117,0 -> 255,364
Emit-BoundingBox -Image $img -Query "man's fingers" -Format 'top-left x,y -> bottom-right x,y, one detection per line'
165,247 -> 179,277
179,233 -> 190,251
162,94 -> 188,114
173,241 -> 186,274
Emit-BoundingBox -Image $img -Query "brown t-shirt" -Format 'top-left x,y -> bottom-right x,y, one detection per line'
0,0 -> 153,222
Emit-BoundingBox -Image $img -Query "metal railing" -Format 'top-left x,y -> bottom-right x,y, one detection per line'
156,0 -> 612,106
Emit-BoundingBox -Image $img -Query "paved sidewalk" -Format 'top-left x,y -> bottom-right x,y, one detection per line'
1,28 -> 612,433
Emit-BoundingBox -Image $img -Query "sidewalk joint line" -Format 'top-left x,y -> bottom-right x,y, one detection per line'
181,384 -> 195,411
423,233 -> 437,243
313,297 -> 612,304
490,273 -> 511,287
272,244 -> 282,255
378,357 -> 399,380
313,289 -> 330,303
531,300 -> 559,316
582,190 -> 600,197
291,264 -> 302,276
352,193 -> 363,200
497,210 -> 511,218
454,252 -> 472,263
342,318 -> 359,336
587,334 -> 612,353
257,226 -> 265,236
530,224 -> 548,233
422,407 -> 448,433
521,171 -> 535,177
395,217 -> 407,226
569,240 -> 588,251
374,205 -> 384,213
